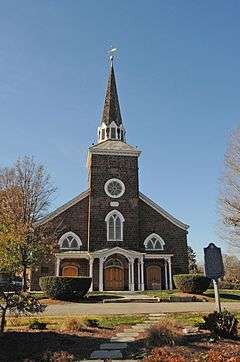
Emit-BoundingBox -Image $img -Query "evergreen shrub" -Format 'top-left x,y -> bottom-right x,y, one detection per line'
173,274 -> 210,294
39,276 -> 91,300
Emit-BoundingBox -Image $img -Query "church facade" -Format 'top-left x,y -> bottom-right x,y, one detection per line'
33,60 -> 189,292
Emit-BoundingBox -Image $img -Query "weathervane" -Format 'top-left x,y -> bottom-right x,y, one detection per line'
109,47 -> 117,65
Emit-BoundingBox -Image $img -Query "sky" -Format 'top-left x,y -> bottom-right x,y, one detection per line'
0,1 -> 239,261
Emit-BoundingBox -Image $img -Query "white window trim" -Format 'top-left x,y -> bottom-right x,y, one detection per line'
58,232 -> 82,250
144,233 -> 165,251
105,210 -> 125,241
104,178 -> 125,199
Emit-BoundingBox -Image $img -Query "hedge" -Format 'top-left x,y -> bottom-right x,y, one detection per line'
39,276 -> 92,300
173,274 -> 210,294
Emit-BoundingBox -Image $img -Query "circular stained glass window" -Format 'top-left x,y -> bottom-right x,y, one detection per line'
104,178 -> 125,198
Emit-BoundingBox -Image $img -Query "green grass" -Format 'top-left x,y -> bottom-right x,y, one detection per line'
138,290 -> 178,298
168,311 -> 240,327
138,289 -> 240,302
204,289 -> 240,302
6,314 -> 146,331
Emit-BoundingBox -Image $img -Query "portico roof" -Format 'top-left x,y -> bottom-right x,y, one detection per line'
92,246 -> 143,259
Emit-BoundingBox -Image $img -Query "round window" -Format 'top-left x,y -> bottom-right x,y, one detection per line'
104,178 -> 125,198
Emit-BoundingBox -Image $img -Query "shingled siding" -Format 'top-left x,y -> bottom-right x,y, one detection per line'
88,154 -> 140,251
139,199 -> 189,275
47,195 -> 89,251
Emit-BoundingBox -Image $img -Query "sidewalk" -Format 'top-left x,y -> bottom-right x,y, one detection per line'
42,301 -> 240,316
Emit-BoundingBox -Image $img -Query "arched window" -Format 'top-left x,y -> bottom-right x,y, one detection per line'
105,210 -> 125,241
105,258 -> 123,268
58,232 -> 82,250
144,233 -> 165,251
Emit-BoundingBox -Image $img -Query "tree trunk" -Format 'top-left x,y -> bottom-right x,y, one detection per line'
0,309 -> 6,333
22,265 -> 28,291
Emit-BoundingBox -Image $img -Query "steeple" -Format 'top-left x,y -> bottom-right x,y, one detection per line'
97,55 -> 126,143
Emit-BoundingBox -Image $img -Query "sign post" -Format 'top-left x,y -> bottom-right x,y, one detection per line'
204,243 -> 224,313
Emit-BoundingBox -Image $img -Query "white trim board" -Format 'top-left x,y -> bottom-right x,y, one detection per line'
139,192 -> 189,231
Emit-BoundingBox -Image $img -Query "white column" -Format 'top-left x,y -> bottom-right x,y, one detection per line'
56,258 -> 60,276
128,258 -> 132,291
137,259 -> 141,291
131,258 -> 135,292
164,259 -> 169,290
99,258 -> 104,292
140,257 -> 145,291
89,258 -> 94,292
168,257 -> 173,290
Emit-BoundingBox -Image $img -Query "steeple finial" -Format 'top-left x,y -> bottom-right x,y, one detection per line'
97,48 -> 126,143
109,47 -> 117,67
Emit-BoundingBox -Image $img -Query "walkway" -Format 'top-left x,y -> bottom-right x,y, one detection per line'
43,301 -> 240,316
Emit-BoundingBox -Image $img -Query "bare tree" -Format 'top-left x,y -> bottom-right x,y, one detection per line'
223,254 -> 240,282
219,127 -> 240,249
0,156 -> 57,290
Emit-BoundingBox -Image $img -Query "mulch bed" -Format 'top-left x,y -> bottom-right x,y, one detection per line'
0,325 -> 126,362
141,335 -> 240,361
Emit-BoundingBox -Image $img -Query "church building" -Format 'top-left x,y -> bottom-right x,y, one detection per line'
33,58 -> 189,292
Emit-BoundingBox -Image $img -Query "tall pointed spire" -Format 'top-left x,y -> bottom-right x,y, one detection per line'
97,54 -> 126,143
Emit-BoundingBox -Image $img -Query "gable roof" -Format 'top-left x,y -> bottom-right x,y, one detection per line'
139,192 -> 189,231
36,189 -> 90,226
36,189 -> 189,231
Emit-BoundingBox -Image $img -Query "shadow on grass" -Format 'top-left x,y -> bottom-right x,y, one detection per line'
205,293 -> 240,301
0,331 -> 147,362
0,331 -> 110,361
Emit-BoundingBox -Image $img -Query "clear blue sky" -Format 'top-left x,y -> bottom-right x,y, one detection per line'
0,1 -> 239,260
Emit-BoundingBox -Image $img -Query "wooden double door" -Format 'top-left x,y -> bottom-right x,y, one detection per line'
146,265 -> 161,290
104,267 -> 124,291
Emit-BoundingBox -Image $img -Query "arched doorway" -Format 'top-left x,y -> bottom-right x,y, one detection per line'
104,258 -> 124,291
62,265 -> 78,277
146,265 -> 161,290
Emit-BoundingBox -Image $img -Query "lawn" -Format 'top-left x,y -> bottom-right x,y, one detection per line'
2,312 -> 240,361
6,314 -> 146,331
139,289 -> 240,302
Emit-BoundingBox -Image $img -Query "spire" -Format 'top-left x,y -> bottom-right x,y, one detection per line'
97,52 -> 126,143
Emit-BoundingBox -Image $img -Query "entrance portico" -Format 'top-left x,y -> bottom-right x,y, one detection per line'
55,247 -> 173,292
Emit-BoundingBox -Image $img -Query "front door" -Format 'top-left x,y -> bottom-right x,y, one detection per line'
104,267 -> 124,290
147,265 -> 161,290
62,266 -> 78,277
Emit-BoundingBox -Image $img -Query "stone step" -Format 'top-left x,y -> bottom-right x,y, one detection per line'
111,337 -> 135,342
90,350 -> 122,359
100,342 -> 127,350
115,332 -> 139,338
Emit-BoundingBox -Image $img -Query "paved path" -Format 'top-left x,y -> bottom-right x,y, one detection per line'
43,302 -> 240,316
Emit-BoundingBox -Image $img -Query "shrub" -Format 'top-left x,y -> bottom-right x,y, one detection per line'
146,318 -> 183,347
199,310 -> 238,339
39,276 -> 91,301
28,318 -> 47,330
173,274 -> 210,294
85,318 -> 100,328
63,318 -> 85,332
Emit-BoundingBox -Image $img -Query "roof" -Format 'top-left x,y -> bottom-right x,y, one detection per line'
101,62 -> 123,126
89,140 -> 141,157
36,188 -> 188,231
139,192 -> 189,231
36,189 -> 90,226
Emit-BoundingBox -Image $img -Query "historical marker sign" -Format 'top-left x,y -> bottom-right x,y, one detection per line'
204,243 -> 224,280
204,243 -> 224,312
